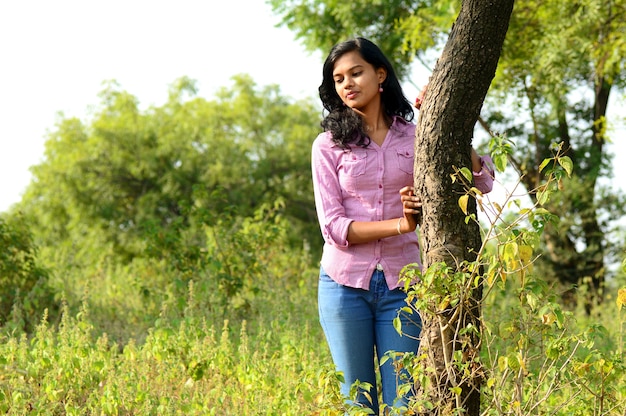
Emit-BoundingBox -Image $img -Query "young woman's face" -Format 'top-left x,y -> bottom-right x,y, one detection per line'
332,50 -> 386,112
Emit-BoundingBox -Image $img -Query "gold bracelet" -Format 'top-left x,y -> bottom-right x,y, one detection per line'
397,218 -> 403,235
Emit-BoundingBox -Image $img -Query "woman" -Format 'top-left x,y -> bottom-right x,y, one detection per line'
312,37 -> 494,413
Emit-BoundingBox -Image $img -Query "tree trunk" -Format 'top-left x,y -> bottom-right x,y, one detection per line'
413,1 -> 514,414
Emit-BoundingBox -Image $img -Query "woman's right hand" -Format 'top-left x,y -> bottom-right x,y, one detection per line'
399,186 -> 422,233
414,83 -> 429,110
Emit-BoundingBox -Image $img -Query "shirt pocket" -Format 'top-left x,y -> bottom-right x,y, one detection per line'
341,150 -> 367,177
395,148 -> 414,175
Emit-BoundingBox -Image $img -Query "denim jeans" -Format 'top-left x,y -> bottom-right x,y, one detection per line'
318,266 -> 422,414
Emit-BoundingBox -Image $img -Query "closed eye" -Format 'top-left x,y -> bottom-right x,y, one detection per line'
333,65 -> 365,84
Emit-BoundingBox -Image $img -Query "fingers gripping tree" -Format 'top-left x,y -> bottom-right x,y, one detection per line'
412,1 -> 514,413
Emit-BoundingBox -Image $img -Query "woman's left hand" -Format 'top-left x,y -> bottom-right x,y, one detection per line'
399,186 -> 422,233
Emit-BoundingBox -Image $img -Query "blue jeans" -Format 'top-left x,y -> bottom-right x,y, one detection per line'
318,266 -> 422,414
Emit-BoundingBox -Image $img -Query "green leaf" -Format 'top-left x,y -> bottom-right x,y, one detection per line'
460,167 -> 472,183
507,353 -> 520,371
493,152 -> 508,172
393,316 -> 402,335
557,156 -> 573,177
554,308 -> 565,329
537,188 -> 551,206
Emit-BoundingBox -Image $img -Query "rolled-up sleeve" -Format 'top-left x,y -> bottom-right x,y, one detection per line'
473,155 -> 495,194
311,135 -> 352,248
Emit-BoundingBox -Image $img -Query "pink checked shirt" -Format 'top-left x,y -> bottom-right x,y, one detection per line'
311,116 -> 494,290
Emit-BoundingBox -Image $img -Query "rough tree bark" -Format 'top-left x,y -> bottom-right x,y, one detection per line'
413,1 -> 514,414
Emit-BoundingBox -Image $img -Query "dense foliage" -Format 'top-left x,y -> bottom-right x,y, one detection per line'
0,214 -> 55,332
3,76 -> 321,337
1,75 -> 625,414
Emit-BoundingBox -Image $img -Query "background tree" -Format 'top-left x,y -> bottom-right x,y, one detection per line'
9,76 -> 321,338
481,1 -> 626,306
270,0 -> 626,305
18,75 -> 320,262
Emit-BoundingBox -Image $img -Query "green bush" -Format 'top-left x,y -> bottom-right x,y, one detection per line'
0,214 -> 56,332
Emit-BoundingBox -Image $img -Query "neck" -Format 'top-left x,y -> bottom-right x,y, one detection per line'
363,113 -> 390,132
353,97 -> 389,132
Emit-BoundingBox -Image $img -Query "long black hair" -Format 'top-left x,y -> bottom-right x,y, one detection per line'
318,37 -> 414,148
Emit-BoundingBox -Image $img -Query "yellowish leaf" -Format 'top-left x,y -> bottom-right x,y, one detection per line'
498,356 -> 507,372
519,245 -> 532,264
617,288 -> 626,311
541,312 -> 556,326
502,241 -> 519,271
458,194 -> 469,214
538,158 -> 551,173
439,296 -> 451,310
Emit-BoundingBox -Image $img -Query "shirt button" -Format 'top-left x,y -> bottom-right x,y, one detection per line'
376,263 -> 383,271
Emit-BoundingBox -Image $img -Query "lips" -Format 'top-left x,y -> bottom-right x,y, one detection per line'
346,91 -> 358,100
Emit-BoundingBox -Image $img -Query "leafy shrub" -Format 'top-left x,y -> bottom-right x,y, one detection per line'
0,214 -> 56,332
393,142 -> 626,415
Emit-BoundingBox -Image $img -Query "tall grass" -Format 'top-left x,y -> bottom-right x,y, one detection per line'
0,281 -> 342,415
1,178 -> 625,415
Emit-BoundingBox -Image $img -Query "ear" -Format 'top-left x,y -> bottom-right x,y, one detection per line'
377,67 -> 387,84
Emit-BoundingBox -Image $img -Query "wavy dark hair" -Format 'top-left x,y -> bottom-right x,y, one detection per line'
318,37 -> 414,148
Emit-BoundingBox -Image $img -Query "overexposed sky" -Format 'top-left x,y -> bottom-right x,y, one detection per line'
0,1 -> 624,213
0,0 -> 331,212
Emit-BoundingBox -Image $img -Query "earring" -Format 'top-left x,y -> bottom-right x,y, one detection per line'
379,84 -> 383,93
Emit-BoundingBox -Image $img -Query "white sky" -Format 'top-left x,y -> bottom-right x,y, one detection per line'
0,0 -> 326,212
0,1 -> 624,213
